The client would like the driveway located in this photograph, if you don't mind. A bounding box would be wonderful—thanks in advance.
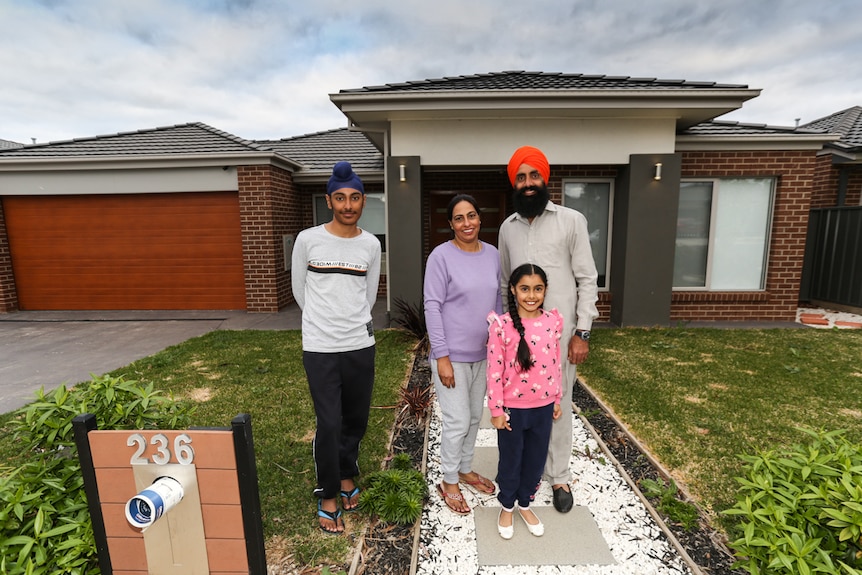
[0,314,247,414]
[0,304,394,415]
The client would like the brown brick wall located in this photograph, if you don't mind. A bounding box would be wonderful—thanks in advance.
[847,167,862,206]
[0,199,19,312]
[238,164,299,312]
[811,156,862,208]
[810,154,839,208]
[674,150,817,322]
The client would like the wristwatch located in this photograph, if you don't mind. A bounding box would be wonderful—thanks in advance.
[574,329,591,341]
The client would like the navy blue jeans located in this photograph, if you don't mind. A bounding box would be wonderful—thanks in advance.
[496,403,554,509]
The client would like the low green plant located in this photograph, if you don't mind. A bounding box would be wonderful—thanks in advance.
[1,374,195,575]
[640,477,700,531]
[358,453,427,525]
[723,427,862,575]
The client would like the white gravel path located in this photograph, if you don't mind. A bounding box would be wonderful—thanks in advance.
[416,401,694,575]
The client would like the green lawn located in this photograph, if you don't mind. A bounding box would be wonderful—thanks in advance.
[577,326,862,530]
[3,324,861,571]
[0,327,417,573]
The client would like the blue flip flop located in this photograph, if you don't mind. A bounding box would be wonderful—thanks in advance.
[317,499,343,534]
[340,486,361,511]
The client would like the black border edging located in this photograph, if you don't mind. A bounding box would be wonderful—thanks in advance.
[575,377,740,575]
[232,413,268,575]
[72,413,113,575]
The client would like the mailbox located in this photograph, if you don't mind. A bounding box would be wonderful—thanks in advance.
[73,413,266,575]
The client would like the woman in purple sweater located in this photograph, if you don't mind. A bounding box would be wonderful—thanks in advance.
[424,194,503,514]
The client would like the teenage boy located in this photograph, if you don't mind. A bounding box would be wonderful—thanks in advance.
[291,161,381,534]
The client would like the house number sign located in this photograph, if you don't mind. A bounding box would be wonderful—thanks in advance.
[127,433,195,465]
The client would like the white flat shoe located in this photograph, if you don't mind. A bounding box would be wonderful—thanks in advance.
[497,507,514,539]
[518,505,544,537]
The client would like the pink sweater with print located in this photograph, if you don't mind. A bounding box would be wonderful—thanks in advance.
[486,309,563,418]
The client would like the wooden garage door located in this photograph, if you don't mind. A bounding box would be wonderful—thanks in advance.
[4,192,246,310]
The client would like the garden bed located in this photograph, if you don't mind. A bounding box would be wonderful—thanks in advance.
[353,351,745,574]
[351,352,431,575]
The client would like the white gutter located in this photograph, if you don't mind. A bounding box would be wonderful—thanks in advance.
[0,152,302,172]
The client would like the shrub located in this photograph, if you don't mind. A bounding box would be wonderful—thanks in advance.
[639,477,700,531]
[723,427,862,575]
[1,374,195,575]
[358,453,427,525]
[392,297,428,353]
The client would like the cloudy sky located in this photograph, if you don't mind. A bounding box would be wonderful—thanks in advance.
[2,0,860,145]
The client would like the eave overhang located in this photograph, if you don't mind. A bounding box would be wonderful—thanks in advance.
[330,88,762,131]
[676,132,840,152]
[820,142,862,164]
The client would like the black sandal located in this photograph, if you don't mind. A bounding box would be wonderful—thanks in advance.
[340,486,361,511]
[317,499,344,534]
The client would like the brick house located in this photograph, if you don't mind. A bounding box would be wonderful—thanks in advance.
[0,71,851,324]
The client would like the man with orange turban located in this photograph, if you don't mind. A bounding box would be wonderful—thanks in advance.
[498,145,599,515]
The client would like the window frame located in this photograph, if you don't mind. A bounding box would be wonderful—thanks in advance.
[312,192,387,268]
[313,192,386,244]
[674,177,776,291]
[561,177,614,291]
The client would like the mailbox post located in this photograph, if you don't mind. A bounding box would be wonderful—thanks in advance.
[74,413,266,575]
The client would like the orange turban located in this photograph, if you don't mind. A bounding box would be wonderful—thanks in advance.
[507,146,550,186]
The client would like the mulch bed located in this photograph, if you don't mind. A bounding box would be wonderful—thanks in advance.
[352,352,430,575]
[354,352,745,574]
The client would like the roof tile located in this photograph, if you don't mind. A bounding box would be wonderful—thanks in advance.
[256,128,382,173]
[681,120,801,136]
[0,138,23,150]
[0,122,265,158]
[801,106,862,148]
[339,71,749,94]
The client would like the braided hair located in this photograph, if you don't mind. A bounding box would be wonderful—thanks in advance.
[506,263,548,372]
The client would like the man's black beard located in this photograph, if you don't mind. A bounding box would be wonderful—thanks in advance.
[512,183,550,219]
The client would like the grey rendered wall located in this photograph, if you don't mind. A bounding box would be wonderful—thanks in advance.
[610,154,681,326]
[386,156,423,318]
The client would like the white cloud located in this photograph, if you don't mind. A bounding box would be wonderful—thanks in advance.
[1,0,861,144]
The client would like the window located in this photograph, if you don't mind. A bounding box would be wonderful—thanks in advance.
[563,180,612,289]
[674,178,775,290]
[313,192,386,253]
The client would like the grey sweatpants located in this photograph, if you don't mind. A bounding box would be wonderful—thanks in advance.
[431,358,487,485]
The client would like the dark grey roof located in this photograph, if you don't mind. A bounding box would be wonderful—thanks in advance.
[801,106,862,149]
[0,138,23,150]
[256,128,383,173]
[339,70,749,94]
[0,122,266,158]
[681,120,803,136]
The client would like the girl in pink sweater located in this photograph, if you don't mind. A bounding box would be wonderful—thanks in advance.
[487,263,563,539]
